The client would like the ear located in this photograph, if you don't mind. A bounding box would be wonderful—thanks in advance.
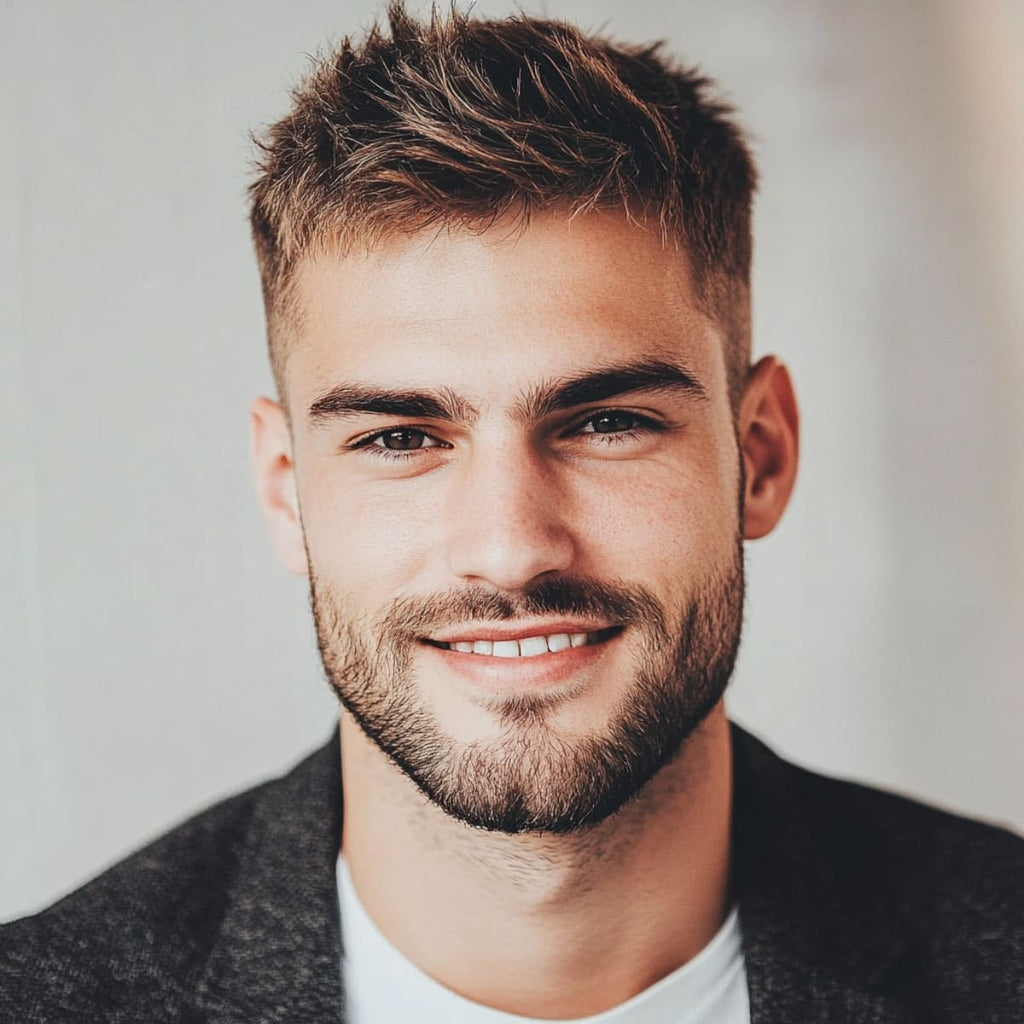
[738,356,799,540]
[249,396,309,575]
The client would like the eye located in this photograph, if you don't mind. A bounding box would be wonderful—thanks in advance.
[347,426,450,462]
[567,409,666,451]
[579,411,643,435]
[372,429,439,451]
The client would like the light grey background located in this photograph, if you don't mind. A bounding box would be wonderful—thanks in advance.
[3,0,1022,922]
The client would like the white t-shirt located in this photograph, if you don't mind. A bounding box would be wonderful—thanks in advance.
[338,858,750,1023]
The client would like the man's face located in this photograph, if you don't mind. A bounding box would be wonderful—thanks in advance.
[276,211,747,833]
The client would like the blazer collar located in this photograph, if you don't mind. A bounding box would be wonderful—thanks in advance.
[731,723,915,1023]
[191,724,916,1023]
[195,731,346,1023]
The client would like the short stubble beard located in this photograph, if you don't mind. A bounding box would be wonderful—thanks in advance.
[309,539,745,835]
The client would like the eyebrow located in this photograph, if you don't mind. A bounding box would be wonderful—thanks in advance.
[306,358,705,427]
[513,359,707,421]
[307,385,477,425]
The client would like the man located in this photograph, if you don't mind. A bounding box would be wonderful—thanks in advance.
[2,4,1021,1021]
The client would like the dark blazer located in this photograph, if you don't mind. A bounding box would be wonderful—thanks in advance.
[1,724,1021,1022]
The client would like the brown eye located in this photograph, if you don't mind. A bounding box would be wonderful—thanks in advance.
[377,429,429,450]
[585,411,637,434]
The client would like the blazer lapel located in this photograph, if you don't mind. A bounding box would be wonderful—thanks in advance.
[195,732,346,1024]
[190,722,921,1023]
[731,724,917,1024]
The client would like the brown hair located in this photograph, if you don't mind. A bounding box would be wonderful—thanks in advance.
[249,2,757,406]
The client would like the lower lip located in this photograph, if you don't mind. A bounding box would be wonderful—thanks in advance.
[420,633,622,691]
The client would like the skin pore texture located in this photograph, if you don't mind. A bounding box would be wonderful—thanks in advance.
[250,210,799,1019]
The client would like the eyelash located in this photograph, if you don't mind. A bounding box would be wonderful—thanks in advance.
[346,410,664,462]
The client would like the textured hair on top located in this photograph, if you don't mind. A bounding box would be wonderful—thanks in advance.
[249,2,758,406]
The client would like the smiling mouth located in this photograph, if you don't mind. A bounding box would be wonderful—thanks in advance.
[422,626,623,659]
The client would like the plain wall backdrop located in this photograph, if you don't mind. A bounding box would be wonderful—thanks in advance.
[2,0,1022,921]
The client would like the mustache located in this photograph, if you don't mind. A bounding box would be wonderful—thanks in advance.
[379,576,668,639]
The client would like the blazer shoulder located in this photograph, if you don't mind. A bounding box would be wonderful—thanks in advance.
[0,770,280,1021]
[734,724,1024,1014]
[784,752,1024,886]
[738,726,1024,1003]
[734,722,1024,881]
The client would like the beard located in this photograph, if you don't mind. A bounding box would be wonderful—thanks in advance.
[310,542,744,835]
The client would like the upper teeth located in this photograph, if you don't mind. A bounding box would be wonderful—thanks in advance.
[442,633,591,658]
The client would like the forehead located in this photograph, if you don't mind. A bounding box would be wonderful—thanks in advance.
[282,211,725,414]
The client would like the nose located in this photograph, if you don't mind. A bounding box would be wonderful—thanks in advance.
[444,443,576,591]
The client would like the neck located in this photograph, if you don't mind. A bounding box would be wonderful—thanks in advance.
[339,704,733,1020]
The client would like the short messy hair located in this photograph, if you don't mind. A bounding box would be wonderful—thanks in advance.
[249,2,757,407]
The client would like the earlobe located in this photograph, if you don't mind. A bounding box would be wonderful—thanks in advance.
[249,396,309,576]
[738,356,799,540]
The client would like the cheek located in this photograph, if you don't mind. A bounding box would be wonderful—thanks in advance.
[298,470,444,597]
[571,447,740,578]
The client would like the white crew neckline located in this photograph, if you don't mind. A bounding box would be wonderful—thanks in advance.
[337,856,748,1023]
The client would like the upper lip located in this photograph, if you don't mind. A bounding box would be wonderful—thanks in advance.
[424,620,620,644]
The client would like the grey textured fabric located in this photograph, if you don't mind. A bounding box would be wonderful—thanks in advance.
[1,724,1021,1023]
